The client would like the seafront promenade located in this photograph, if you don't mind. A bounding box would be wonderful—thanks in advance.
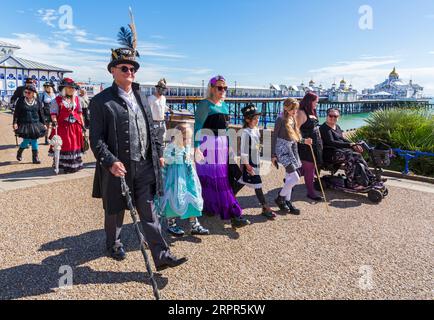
[0,111,433,300]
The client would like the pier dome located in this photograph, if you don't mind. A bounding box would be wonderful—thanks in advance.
[389,67,399,80]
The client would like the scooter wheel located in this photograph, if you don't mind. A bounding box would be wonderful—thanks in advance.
[382,188,389,197]
[368,190,383,204]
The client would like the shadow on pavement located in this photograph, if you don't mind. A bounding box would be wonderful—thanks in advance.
[0,225,168,300]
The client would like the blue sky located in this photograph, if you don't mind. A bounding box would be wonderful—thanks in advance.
[1,0,434,93]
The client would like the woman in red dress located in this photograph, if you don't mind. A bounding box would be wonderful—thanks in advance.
[49,78,84,174]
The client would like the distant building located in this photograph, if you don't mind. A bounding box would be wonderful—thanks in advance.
[0,41,72,99]
[362,67,424,100]
[327,79,358,102]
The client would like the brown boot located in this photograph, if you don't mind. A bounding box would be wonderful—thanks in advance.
[16,148,25,161]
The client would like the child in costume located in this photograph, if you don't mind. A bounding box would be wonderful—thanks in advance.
[160,123,210,237]
[272,98,313,215]
[239,104,276,219]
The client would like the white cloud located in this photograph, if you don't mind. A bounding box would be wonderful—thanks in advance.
[429,51,434,55]
[0,33,210,86]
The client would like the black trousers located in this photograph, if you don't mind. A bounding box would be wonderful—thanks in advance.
[104,159,170,266]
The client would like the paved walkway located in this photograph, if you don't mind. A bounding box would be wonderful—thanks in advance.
[0,110,433,300]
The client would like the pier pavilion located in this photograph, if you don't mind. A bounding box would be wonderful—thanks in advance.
[0,41,72,100]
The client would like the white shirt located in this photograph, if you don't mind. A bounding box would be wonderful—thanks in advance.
[118,87,139,114]
[148,94,168,121]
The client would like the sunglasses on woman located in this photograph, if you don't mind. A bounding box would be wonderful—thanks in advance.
[24,90,33,95]
[116,66,137,74]
[215,86,228,92]
[328,114,339,119]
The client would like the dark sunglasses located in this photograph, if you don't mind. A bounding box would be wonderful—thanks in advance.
[215,86,228,92]
[24,90,33,95]
[328,114,339,118]
[116,66,137,74]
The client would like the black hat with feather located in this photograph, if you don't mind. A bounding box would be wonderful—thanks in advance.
[108,8,141,72]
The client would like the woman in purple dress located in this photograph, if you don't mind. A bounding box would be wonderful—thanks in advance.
[194,75,250,229]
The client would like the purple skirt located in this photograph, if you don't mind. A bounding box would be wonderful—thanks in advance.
[196,135,242,220]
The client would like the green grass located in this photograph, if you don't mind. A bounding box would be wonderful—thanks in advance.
[349,108,434,176]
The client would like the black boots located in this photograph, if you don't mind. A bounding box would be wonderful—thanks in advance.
[32,150,41,164]
[286,201,301,215]
[16,148,25,161]
[275,193,301,215]
[16,148,41,164]
[275,195,290,212]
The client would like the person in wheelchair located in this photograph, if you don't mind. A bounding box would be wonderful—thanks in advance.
[319,108,371,190]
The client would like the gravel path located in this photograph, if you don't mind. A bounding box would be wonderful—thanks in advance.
[1,111,433,300]
[0,172,432,300]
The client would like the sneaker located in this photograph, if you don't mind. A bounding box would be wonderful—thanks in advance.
[167,225,185,237]
[231,216,251,229]
[191,224,210,236]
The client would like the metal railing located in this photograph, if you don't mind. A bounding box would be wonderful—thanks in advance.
[393,149,434,175]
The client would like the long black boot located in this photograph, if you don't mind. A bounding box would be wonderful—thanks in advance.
[275,194,290,212]
[16,148,25,161]
[32,150,41,164]
[286,201,301,215]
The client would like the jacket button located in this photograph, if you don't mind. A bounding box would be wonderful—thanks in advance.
[126,141,129,144]
[125,131,129,134]
[126,150,129,153]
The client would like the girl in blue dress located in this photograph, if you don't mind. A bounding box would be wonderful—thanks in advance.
[160,123,210,237]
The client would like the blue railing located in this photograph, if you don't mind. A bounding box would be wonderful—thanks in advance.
[393,149,434,175]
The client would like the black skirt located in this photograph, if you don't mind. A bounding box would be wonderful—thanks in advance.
[15,123,46,140]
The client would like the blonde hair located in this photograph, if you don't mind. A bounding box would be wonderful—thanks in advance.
[174,123,193,147]
[283,98,301,142]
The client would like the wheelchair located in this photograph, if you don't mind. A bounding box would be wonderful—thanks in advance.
[315,141,392,204]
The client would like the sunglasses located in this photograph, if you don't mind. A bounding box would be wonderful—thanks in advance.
[215,86,228,92]
[116,66,137,74]
[328,115,339,118]
[24,90,33,95]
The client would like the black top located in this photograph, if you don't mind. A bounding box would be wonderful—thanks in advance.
[320,123,352,150]
[202,113,230,135]
[13,97,45,125]
[298,110,323,164]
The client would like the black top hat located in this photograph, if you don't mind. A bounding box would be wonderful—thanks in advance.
[107,48,140,72]
[242,103,262,118]
[58,78,79,92]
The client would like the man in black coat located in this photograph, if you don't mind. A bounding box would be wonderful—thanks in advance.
[89,47,187,271]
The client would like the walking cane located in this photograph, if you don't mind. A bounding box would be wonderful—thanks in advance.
[308,144,330,214]
[120,177,161,300]
[15,134,18,147]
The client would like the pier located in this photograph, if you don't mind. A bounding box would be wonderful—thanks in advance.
[166,96,433,129]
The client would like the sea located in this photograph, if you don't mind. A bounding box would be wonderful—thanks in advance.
[317,98,434,131]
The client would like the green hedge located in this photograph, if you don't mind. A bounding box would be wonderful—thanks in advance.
[349,108,434,177]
